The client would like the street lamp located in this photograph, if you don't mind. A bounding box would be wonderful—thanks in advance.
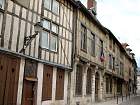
[19,22,43,53]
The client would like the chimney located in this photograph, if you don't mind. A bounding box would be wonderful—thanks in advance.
[87,0,97,15]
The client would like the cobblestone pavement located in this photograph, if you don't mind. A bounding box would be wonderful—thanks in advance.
[119,95,140,105]
[94,95,139,105]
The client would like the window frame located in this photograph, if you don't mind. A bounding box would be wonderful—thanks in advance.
[109,37,112,50]
[52,0,59,15]
[113,57,115,70]
[109,54,112,69]
[89,32,95,56]
[44,0,59,15]
[80,24,87,51]
[40,19,58,52]
[75,65,83,96]
[86,68,92,95]
[99,39,103,57]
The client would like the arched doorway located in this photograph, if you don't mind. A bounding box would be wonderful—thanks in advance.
[95,72,100,102]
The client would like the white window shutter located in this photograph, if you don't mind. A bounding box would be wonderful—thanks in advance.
[16,0,30,8]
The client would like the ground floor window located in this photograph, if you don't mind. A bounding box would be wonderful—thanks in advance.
[75,65,83,96]
[106,76,112,94]
[86,68,92,95]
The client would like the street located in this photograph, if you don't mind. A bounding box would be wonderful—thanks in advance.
[94,94,140,105]
[119,95,140,105]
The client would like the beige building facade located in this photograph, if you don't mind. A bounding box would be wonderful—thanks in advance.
[0,0,137,105]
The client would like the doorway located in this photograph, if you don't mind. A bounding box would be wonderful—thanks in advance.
[22,60,37,105]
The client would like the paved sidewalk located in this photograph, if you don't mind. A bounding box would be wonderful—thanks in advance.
[94,95,137,105]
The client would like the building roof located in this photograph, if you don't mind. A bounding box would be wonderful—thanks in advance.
[72,0,108,34]
[71,0,137,64]
[105,28,134,61]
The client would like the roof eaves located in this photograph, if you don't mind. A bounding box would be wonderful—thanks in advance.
[105,28,132,61]
[75,1,107,34]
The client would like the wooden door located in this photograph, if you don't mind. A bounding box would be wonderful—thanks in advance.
[22,80,35,105]
[22,60,37,105]
[0,53,20,105]
[42,65,53,101]
[55,69,65,100]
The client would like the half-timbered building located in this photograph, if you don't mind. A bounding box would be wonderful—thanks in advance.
[0,0,75,105]
[70,0,108,105]
[0,0,137,105]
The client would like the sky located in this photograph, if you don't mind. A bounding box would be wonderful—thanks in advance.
[80,0,140,67]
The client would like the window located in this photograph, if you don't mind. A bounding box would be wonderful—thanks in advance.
[106,77,109,93]
[55,69,65,100]
[109,37,112,50]
[50,35,57,51]
[109,54,112,69]
[44,0,51,10]
[24,60,37,78]
[99,39,103,54]
[44,0,59,15]
[41,31,49,49]
[0,0,4,9]
[106,77,112,94]
[110,79,112,93]
[113,41,115,52]
[40,20,58,52]
[86,68,92,95]
[120,51,123,59]
[99,39,104,61]
[43,19,50,30]
[113,57,115,70]
[51,23,58,34]
[52,0,59,14]
[42,65,53,100]
[120,62,124,76]
[89,33,95,56]
[81,24,87,51]
[75,65,83,95]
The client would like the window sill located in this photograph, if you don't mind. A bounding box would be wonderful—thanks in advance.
[40,47,58,53]
[85,94,92,97]
[81,48,87,53]
[75,95,82,97]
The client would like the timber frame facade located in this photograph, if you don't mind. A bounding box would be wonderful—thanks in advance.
[0,0,137,105]
[0,0,75,105]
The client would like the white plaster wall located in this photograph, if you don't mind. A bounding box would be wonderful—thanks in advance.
[37,63,44,105]
[16,58,25,105]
